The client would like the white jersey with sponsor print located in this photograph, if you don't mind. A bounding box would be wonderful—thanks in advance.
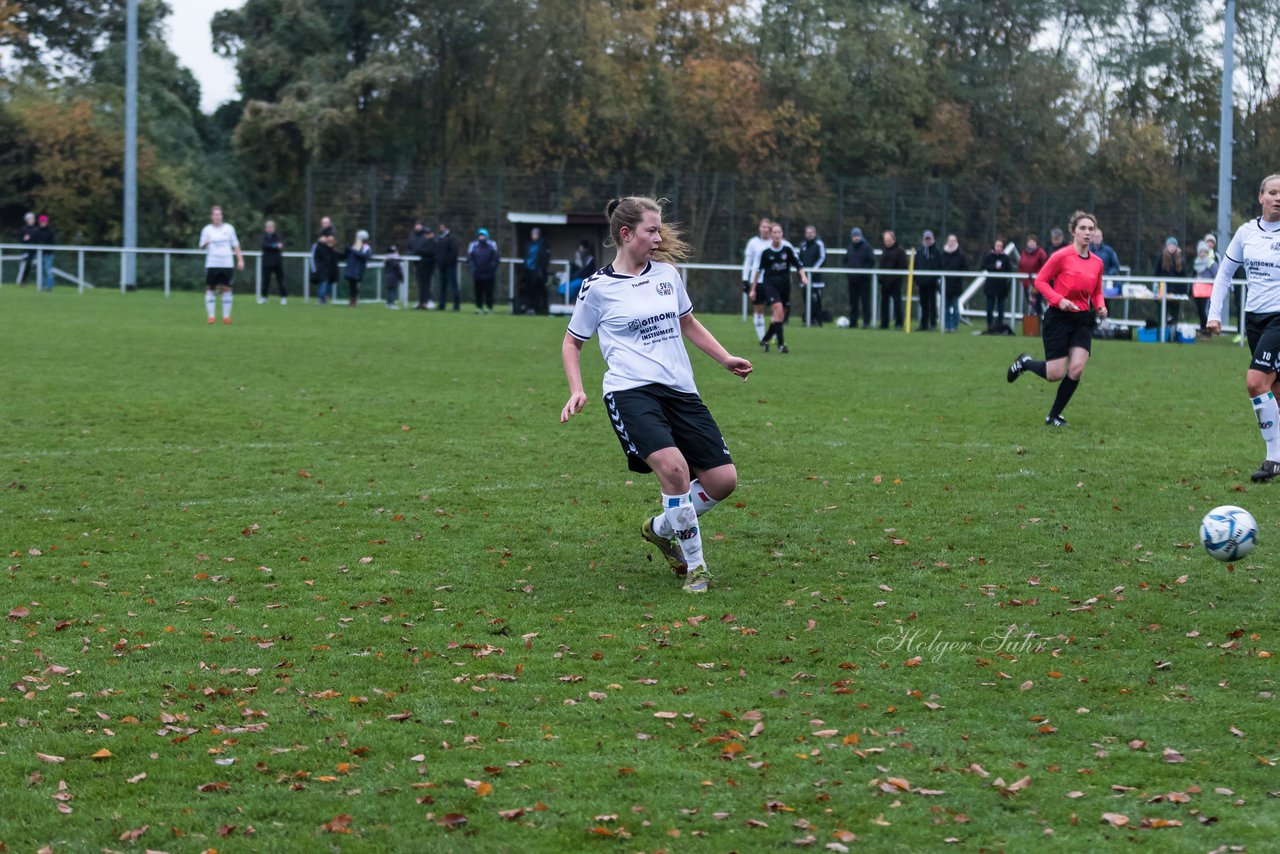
[1211,217,1280,321]
[200,223,240,268]
[741,235,771,282]
[567,261,697,395]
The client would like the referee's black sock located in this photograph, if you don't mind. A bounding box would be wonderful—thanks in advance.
[1025,359,1047,378]
[1049,376,1079,418]
[773,322,785,347]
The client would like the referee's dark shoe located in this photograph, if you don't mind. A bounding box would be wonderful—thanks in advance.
[1007,353,1031,383]
[1045,414,1068,427]
[1251,459,1280,482]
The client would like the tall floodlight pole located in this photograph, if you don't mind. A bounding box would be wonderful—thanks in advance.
[1217,0,1235,249]
[123,0,138,291]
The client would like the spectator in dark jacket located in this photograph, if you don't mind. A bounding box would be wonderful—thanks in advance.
[981,238,1015,330]
[311,230,340,305]
[520,227,551,315]
[915,230,943,331]
[467,228,500,313]
[407,221,436,309]
[845,227,876,329]
[798,225,827,326]
[435,223,461,311]
[567,239,597,302]
[383,245,404,309]
[1017,235,1048,317]
[17,211,37,285]
[878,230,908,329]
[1153,236,1186,294]
[344,230,373,306]
[259,220,286,304]
[939,234,968,332]
[34,214,56,290]
[1091,229,1121,277]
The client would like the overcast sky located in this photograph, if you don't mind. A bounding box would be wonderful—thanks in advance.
[167,0,244,114]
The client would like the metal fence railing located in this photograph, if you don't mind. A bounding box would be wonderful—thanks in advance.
[0,243,1245,343]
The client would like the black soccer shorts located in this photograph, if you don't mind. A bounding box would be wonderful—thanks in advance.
[603,384,733,475]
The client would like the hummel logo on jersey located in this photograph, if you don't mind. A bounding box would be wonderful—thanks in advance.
[656,281,673,296]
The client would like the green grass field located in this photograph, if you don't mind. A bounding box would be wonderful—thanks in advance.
[1,288,1276,853]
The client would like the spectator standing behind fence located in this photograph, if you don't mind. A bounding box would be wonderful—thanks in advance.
[311,228,340,305]
[1153,237,1185,298]
[468,227,499,314]
[743,218,773,342]
[259,220,286,305]
[384,245,403,309]
[981,238,1014,331]
[567,239,597,301]
[519,227,551,315]
[939,234,968,332]
[845,227,875,329]
[16,211,36,285]
[34,214,56,291]
[1192,237,1218,332]
[798,225,826,326]
[878,230,908,329]
[1017,235,1047,317]
[435,223,461,312]
[199,206,243,323]
[407,221,436,310]
[344,230,372,306]
[1045,227,1066,258]
[1091,228,1120,284]
[915,230,942,331]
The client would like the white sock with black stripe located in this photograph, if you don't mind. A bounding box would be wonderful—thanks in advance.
[661,492,704,569]
[654,479,720,538]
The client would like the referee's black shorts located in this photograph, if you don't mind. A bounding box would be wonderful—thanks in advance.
[1245,311,1280,374]
[1042,306,1095,360]
[603,384,733,475]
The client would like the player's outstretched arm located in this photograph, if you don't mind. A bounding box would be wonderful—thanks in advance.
[560,333,589,422]
[680,314,752,380]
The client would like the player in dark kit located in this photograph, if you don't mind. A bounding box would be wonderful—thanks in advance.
[750,223,808,353]
[1005,211,1108,426]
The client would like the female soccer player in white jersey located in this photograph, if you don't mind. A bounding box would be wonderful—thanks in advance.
[560,197,754,593]
[1207,174,1280,482]
[199,206,245,324]
[743,218,773,342]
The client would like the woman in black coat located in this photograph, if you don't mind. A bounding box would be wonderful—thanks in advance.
[939,234,968,332]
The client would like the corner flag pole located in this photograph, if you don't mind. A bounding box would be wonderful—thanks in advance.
[904,248,916,334]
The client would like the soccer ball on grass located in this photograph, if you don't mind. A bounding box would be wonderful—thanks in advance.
[834,315,851,328]
[1200,505,1258,562]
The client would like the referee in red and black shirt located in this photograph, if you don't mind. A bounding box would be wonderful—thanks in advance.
[1005,211,1108,427]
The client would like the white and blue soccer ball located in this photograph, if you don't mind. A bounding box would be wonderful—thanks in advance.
[1200,505,1258,562]
[835,315,851,328]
